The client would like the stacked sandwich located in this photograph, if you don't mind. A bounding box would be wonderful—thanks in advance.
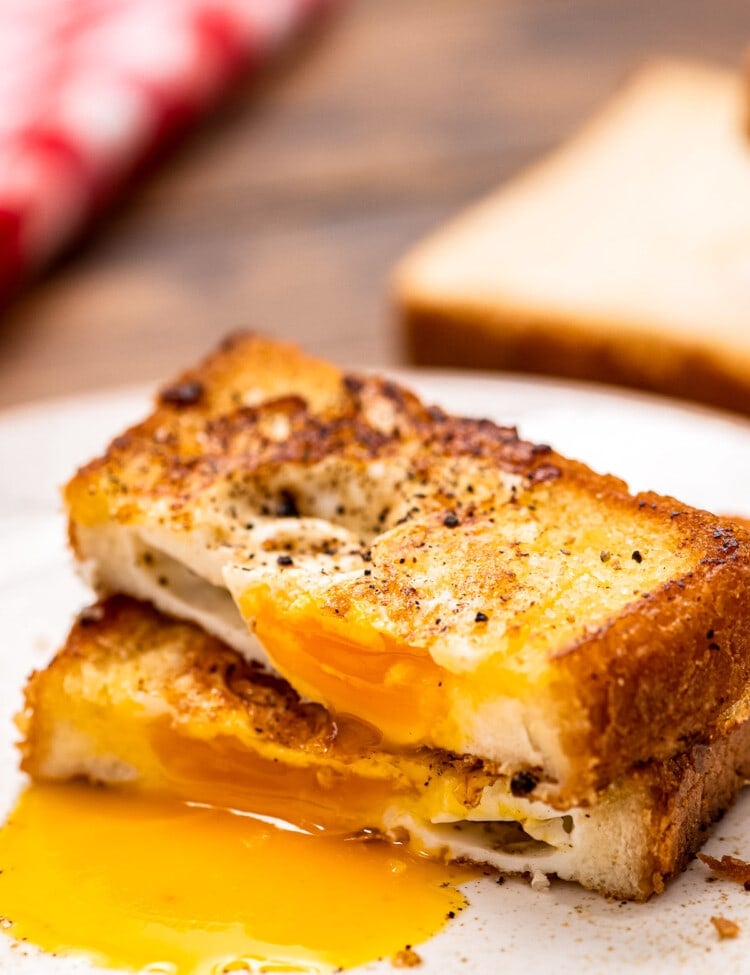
[19,334,750,900]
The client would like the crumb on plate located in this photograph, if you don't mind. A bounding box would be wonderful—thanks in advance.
[698,853,750,887]
[711,916,740,939]
[392,945,422,968]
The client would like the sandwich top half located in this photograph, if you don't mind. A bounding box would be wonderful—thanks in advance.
[64,334,750,807]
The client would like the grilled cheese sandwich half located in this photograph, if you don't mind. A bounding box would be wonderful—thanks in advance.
[65,334,750,807]
[20,598,750,902]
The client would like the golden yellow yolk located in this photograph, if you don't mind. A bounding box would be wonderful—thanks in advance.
[239,592,449,748]
[238,594,536,750]
[0,783,470,975]
[148,726,417,835]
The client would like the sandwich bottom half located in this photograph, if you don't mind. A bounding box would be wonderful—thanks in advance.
[18,596,750,902]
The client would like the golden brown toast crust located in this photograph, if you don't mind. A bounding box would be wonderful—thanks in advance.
[52,597,340,754]
[64,333,750,802]
[69,332,559,517]
[632,719,750,896]
[19,597,750,901]
[22,596,400,762]
[559,529,750,782]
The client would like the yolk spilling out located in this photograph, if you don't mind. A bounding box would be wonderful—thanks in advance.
[0,783,470,975]
[240,595,448,748]
[148,725,413,837]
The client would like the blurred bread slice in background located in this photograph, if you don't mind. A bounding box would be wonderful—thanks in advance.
[395,60,750,415]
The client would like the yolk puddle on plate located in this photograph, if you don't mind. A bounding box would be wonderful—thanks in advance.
[0,783,472,974]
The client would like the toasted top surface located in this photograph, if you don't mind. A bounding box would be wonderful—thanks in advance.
[394,61,750,355]
[68,332,709,669]
[65,334,750,795]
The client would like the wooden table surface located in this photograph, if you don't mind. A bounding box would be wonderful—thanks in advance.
[1,0,748,409]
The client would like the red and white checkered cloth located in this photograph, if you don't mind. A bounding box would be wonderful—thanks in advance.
[0,0,334,304]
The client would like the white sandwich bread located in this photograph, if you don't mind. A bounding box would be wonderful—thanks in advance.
[395,60,750,414]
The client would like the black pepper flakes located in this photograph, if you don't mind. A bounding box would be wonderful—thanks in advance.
[277,555,294,567]
[159,380,204,407]
[632,550,643,563]
[474,612,489,623]
[510,770,538,797]
[528,463,561,484]
[275,490,299,518]
[78,605,106,627]
[443,512,460,528]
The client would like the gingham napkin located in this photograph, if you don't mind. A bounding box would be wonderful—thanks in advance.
[0,0,333,304]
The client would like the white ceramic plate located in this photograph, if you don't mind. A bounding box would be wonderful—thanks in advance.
[2,372,750,974]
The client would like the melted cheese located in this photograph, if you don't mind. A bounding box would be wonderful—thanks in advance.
[0,784,470,975]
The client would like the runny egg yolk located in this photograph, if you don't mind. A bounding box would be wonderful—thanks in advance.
[238,591,449,748]
[0,783,471,975]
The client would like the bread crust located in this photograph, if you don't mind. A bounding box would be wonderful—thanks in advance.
[630,718,750,897]
[555,519,750,794]
[402,304,750,416]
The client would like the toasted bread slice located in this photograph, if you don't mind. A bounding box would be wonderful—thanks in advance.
[19,597,750,901]
[65,334,750,805]
[395,61,750,414]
